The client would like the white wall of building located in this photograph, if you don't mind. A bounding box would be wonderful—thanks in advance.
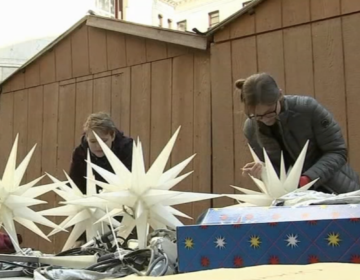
[125,0,154,25]
[124,0,174,27]
[174,0,248,32]
[152,0,175,28]
[0,37,54,82]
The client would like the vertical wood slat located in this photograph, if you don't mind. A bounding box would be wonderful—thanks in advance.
[110,73,123,129]
[11,73,25,92]
[41,82,59,253]
[93,76,112,113]
[171,54,194,222]
[193,52,212,219]
[0,93,14,175]
[26,86,44,253]
[88,26,108,74]
[342,14,360,169]
[55,83,76,252]
[283,25,314,96]
[146,40,168,62]
[150,59,172,167]
[74,80,93,145]
[126,36,147,66]
[341,0,360,14]
[282,0,311,27]
[257,30,286,92]
[210,42,234,208]
[130,64,151,168]
[231,37,258,193]
[312,18,347,144]
[310,0,340,21]
[255,0,282,33]
[106,31,127,70]
[25,62,40,88]
[55,37,72,81]
[12,90,28,247]
[113,68,131,134]
[71,24,90,78]
[229,13,255,40]
[39,49,56,84]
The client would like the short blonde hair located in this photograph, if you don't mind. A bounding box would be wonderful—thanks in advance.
[83,112,116,135]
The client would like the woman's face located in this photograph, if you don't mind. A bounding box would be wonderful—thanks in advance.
[251,101,281,126]
[86,129,115,157]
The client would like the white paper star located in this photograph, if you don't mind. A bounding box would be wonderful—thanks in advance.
[285,234,300,248]
[226,140,319,206]
[39,150,121,251]
[0,134,66,250]
[215,236,226,249]
[62,127,222,249]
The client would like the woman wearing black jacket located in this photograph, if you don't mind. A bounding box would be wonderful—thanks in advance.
[238,73,360,194]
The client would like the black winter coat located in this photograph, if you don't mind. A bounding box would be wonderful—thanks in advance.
[69,129,133,194]
[244,95,360,194]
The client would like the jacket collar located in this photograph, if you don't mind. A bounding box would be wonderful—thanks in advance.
[278,95,301,126]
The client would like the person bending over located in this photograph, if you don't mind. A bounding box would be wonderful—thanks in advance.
[237,72,360,194]
[69,112,133,194]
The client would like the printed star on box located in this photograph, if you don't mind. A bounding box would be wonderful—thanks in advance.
[226,141,319,206]
[249,235,261,248]
[184,237,194,249]
[39,150,120,251]
[285,234,300,248]
[327,232,341,247]
[215,236,226,249]
[0,135,65,250]
[62,127,222,249]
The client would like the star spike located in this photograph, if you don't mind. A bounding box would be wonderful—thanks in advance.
[39,150,120,251]
[63,127,222,249]
[0,135,67,250]
[227,140,318,206]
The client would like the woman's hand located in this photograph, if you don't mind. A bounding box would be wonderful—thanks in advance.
[242,162,263,179]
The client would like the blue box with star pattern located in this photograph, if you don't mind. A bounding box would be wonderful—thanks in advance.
[176,204,360,272]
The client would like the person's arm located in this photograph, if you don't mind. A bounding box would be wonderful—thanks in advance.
[69,148,87,194]
[243,119,265,162]
[302,98,347,187]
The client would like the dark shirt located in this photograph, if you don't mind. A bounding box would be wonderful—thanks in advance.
[69,129,133,194]
[269,122,294,171]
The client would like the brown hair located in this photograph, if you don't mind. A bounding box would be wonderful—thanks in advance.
[83,112,116,135]
[235,73,281,115]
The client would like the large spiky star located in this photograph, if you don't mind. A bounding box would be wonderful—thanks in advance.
[227,140,319,206]
[39,151,121,251]
[0,135,65,250]
[64,127,221,249]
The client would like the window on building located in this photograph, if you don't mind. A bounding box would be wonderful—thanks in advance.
[168,19,172,29]
[95,0,116,18]
[209,11,219,27]
[158,14,163,27]
[177,20,187,31]
[115,0,123,19]
[243,0,252,6]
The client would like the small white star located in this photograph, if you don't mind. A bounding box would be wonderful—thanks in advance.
[215,236,226,249]
[285,234,300,248]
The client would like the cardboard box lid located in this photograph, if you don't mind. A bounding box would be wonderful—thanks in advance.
[200,204,360,225]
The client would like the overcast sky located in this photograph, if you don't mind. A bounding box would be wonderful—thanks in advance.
[0,0,91,48]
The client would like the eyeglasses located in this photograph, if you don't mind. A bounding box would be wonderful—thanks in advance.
[248,102,278,120]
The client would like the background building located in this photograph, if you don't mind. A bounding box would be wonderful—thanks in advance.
[0,0,251,82]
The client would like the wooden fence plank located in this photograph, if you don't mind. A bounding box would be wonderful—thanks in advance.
[211,42,234,208]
